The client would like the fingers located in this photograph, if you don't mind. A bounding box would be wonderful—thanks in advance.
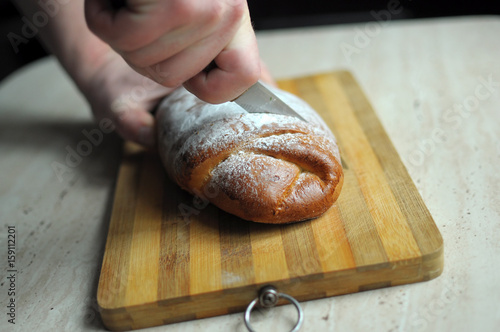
[111,106,156,146]
[183,8,261,103]
[85,0,229,52]
[259,59,276,87]
[107,80,175,147]
[127,2,246,89]
[85,0,180,51]
[85,0,262,104]
[86,56,173,147]
[144,20,248,90]
[119,24,213,68]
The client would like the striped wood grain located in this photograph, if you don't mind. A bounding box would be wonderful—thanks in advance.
[97,71,443,330]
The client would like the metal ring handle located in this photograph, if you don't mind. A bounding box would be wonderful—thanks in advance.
[244,291,304,332]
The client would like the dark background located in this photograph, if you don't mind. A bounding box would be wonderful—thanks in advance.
[1,0,499,82]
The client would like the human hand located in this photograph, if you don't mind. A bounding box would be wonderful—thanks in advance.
[85,0,261,103]
[82,45,174,147]
[82,46,274,147]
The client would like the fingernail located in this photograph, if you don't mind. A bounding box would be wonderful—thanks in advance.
[138,126,155,147]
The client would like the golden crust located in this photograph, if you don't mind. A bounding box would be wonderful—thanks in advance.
[156,86,343,224]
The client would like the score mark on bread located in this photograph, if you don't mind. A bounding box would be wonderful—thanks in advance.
[157,87,343,224]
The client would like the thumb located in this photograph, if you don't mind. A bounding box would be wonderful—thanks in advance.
[183,8,260,103]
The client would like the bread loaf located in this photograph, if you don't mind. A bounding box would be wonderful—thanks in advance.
[156,85,343,224]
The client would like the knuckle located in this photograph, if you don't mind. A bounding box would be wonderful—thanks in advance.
[218,2,245,30]
[169,0,198,23]
[204,4,223,27]
[227,0,246,20]
[226,0,246,10]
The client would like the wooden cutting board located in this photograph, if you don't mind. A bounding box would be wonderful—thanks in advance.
[97,71,443,331]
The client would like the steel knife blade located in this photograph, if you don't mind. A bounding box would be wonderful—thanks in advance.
[233,81,308,122]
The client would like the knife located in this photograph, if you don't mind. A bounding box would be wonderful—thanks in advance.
[107,2,305,122]
[232,81,308,122]
[203,61,307,122]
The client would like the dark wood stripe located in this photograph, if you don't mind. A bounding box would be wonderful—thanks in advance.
[359,281,392,292]
[336,71,443,258]
[218,213,255,288]
[101,307,133,331]
[158,177,191,301]
[99,73,444,330]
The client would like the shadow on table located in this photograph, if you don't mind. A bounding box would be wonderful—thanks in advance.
[0,118,123,184]
[0,118,123,330]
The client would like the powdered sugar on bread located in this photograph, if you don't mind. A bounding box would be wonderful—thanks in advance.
[156,86,343,223]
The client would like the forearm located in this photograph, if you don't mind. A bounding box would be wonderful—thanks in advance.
[12,0,111,94]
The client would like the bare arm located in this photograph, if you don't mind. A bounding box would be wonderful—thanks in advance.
[13,0,111,94]
[12,0,267,146]
[12,0,174,146]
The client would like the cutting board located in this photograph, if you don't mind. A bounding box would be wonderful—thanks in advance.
[97,71,443,331]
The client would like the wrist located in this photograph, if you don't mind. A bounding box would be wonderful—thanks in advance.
[61,34,115,97]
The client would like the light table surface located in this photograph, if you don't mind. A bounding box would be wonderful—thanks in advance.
[0,15,499,332]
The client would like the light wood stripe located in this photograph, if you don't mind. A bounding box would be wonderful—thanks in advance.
[311,207,357,272]
[250,223,289,283]
[158,179,191,301]
[336,72,443,258]
[277,79,300,95]
[124,152,164,307]
[336,167,389,268]
[189,204,222,294]
[313,74,422,262]
[219,214,255,288]
[294,77,389,268]
[281,77,357,273]
[99,72,444,330]
[97,143,142,309]
[281,221,322,278]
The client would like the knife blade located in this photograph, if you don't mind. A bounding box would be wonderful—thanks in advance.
[233,81,308,122]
